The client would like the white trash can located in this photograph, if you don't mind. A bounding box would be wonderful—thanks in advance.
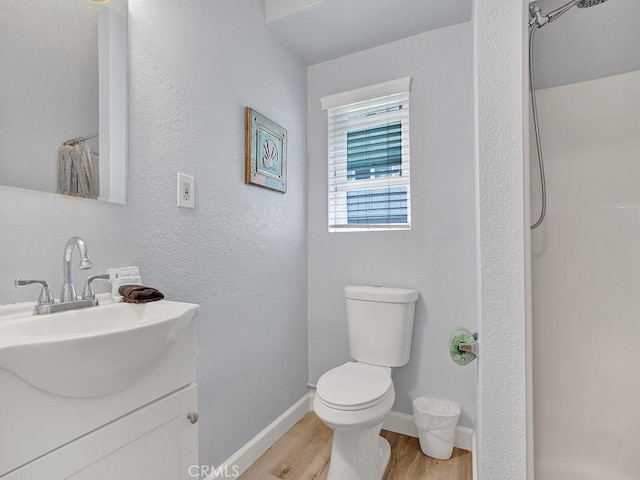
[412,396,461,460]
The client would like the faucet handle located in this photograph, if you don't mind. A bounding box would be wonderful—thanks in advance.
[81,274,110,300]
[15,279,55,305]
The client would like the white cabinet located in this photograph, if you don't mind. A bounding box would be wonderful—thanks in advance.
[1,321,198,475]
[4,384,198,480]
[1,468,29,480]
[0,301,200,479]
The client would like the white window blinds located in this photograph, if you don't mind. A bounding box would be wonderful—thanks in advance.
[322,77,411,232]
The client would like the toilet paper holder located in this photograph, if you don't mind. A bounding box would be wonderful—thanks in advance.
[458,332,479,357]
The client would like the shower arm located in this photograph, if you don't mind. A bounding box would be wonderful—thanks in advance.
[530,0,579,28]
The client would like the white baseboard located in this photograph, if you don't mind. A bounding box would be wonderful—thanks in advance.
[207,393,310,479]
[209,391,474,479]
[382,410,474,452]
[280,392,474,452]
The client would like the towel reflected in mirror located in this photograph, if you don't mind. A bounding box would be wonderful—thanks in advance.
[57,142,98,199]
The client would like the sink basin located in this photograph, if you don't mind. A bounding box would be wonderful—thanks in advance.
[0,297,199,398]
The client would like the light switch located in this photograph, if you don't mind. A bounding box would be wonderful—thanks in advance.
[177,173,195,208]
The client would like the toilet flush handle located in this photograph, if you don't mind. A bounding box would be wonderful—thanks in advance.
[458,332,479,357]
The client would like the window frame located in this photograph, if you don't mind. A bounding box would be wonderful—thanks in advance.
[322,78,412,232]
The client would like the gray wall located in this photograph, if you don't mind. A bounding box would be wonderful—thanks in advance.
[0,187,130,304]
[128,0,308,466]
[307,23,477,426]
[1,0,308,469]
[0,0,479,469]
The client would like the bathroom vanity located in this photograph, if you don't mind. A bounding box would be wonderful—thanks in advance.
[0,298,200,480]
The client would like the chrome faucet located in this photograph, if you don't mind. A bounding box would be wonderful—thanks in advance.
[60,236,94,302]
[15,236,108,314]
[14,279,55,306]
[81,273,110,301]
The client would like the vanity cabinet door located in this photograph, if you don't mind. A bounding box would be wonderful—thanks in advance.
[1,466,30,479]
[27,384,198,480]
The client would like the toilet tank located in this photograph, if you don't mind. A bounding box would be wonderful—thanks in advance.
[345,285,419,367]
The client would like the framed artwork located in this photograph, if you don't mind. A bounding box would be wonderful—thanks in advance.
[245,107,287,193]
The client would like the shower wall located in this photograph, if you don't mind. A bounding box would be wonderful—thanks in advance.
[531,70,640,480]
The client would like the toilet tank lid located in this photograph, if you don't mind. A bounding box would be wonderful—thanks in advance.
[344,285,418,303]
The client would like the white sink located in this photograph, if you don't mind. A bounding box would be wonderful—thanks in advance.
[0,297,199,398]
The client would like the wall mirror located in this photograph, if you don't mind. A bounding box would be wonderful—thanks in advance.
[0,0,128,204]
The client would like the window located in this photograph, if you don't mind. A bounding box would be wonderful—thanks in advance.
[321,77,411,232]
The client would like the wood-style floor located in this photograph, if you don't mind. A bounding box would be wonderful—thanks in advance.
[239,412,472,480]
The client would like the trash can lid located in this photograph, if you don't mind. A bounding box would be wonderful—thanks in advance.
[413,396,461,417]
[345,285,419,303]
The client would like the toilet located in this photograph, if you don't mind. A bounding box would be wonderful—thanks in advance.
[313,285,419,480]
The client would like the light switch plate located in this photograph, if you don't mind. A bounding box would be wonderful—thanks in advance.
[177,173,195,208]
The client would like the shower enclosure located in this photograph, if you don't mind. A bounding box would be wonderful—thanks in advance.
[529,1,640,478]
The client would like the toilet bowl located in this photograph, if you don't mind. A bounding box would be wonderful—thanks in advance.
[314,362,396,480]
[314,286,418,480]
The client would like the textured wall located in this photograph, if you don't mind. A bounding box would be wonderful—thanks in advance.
[0,187,130,304]
[128,0,308,466]
[473,0,529,478]
[531,70,640,479]
[307,24,477,427]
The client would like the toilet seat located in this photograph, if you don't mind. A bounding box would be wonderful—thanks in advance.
[316,362,392,411]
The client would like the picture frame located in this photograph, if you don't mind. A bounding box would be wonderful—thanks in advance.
[245,107,287,193]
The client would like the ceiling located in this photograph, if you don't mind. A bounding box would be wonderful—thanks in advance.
[265,0,473,66]
[532,0,640,89]
[5,0,634,89]
[267,0,639,86]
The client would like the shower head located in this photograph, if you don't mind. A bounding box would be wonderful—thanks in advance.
[530,0,610,28]
[577,0,608,7]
